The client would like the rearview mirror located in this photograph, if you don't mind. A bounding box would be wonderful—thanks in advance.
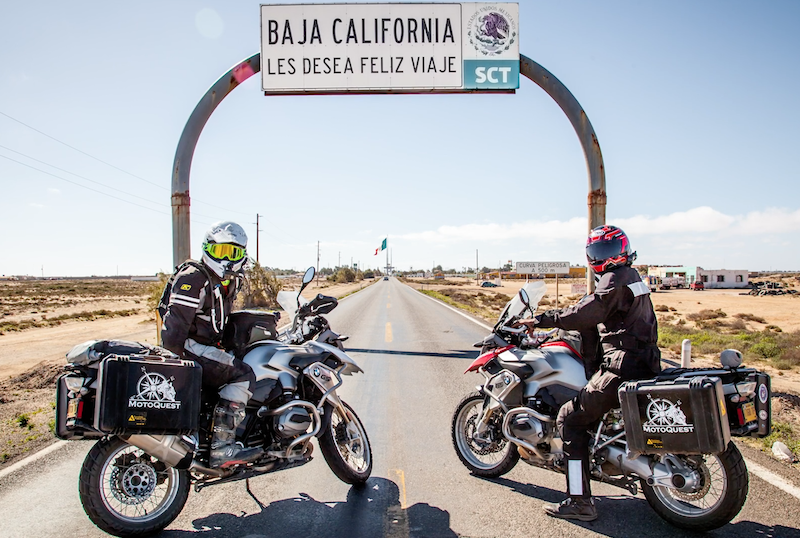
[518,288,530,306]
[302,267,315,285]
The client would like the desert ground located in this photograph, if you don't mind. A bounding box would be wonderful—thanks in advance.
[1,273,798,470]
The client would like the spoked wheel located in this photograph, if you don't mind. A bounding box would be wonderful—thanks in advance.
[79,437,190,537]
[452,392,519,477]
[319,400,372,485]
[641,442,749,532]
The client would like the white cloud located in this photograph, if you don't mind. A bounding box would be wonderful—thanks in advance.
[398,206,800,245]
[29,203,44,209]
[47,188,60,195]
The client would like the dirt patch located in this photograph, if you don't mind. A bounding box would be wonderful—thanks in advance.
[0,276,376,469]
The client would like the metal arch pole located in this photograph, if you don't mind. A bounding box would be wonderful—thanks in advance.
[171,53,261,267]
[520,55,607,292]
[171,52,606,290]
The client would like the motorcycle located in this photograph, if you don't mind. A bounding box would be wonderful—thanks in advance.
[56,266,372,537]
[451,282,772,532]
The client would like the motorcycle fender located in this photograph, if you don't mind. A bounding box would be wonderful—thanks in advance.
[315,392,345,438]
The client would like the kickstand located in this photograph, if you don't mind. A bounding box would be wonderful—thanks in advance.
[245,478,267,511]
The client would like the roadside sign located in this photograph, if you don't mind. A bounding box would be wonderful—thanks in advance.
[516,261,570,275]
[260,3,519,94]
[571,283,587,295]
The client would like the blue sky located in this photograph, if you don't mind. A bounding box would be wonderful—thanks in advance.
[1,1,798,277]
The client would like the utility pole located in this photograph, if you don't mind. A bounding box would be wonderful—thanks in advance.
[476,249,479,286]
[254,214,262,264]
[316,241,320,286]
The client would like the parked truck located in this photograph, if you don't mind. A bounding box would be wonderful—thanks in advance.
[660,276,686,290]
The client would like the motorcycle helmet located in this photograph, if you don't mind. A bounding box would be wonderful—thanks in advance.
[201,221,248,278]
[585,225,636,274]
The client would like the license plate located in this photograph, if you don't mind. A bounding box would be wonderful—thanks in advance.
[67,398,79,419]
[742,401,756,423]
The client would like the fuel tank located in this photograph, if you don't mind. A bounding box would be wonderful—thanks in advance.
[498,342,587,399]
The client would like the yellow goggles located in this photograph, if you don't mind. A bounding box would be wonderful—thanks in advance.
[203,243,246,261]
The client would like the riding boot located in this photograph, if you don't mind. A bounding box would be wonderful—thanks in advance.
[209,399,263,468]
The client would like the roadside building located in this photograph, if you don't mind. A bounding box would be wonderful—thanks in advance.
[696,268,749,289]
[647,266,697,283]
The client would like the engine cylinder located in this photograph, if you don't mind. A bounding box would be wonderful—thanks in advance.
[274,406,313,438]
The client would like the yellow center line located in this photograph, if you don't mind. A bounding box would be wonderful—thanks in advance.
[390,468,408,509]
[385,322,393,342]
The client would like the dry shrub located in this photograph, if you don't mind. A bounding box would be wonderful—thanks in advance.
[767,325,783,332]
[655,304,670,312]
[669,307,677,312]
[735,313,767,324]
[660,314,676,322]
[728,318,747,331]
[539,298,551,306]
[779,348,800,368]
[686,309,727,321]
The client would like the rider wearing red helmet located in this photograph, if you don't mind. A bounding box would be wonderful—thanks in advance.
[517,225,660,521]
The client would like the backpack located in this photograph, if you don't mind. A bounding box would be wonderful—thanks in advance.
[156,260,214,320]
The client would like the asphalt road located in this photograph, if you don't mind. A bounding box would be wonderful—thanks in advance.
[2,278,800,537]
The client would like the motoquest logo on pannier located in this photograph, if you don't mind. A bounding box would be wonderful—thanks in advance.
[641,395,695,434]
[127,366,182,410]
[619,375,731,455]
[95,355,201,435]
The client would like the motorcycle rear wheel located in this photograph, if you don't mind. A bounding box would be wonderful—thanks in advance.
[79,436,190,537]
[452,392,519,477]
[319,400,372,485]
[640,441,748,532]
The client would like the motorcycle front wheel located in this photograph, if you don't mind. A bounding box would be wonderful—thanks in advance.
[452,392,519,477]
[319,400,372,485]
[79,436,190,537]
[641,441,748,532]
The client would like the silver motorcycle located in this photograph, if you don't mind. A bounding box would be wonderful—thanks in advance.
[57,266,371,537]
[452,282,771,531]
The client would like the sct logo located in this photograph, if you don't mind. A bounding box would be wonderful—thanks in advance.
[475,66,513,84]
[463,60,519,90]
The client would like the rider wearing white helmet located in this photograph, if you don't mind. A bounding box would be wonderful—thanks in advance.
[160,221,262,467]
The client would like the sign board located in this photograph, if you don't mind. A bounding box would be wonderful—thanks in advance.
[516,261,570,275]
[571,283,587,295]
[260,3,519,94]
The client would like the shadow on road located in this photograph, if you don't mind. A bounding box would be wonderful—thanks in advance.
[481,475,800,538]
[160,477,457,538]
[347,348,476,360]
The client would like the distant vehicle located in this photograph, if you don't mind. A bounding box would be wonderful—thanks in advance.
[660,276,686,290]
[481,281,498,288]
[383,276,389,281]
[691,280,705,291]
[641,275,659,292]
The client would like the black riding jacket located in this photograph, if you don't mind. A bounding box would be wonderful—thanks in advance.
[160,262,241,357]
[536,264,660,377]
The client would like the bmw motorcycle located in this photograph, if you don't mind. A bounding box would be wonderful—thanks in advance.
[56,267,372,537]
[451,282,772,531]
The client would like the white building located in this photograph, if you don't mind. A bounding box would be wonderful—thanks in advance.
[696,267,749,289]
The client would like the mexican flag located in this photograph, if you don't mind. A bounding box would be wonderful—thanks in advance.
[374,238,387,255]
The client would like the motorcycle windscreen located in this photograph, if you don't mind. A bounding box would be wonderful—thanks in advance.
[498,281,547,324]
[277,290,309,320]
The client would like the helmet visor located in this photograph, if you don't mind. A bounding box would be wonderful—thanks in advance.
[204,243,246,262]
[586,238,624,265]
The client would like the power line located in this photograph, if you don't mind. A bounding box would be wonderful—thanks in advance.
[0,110,165,190]
[0,153,214,226]
[0,109,293,240]
[0,109,255,219]
[0,144,224,222]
